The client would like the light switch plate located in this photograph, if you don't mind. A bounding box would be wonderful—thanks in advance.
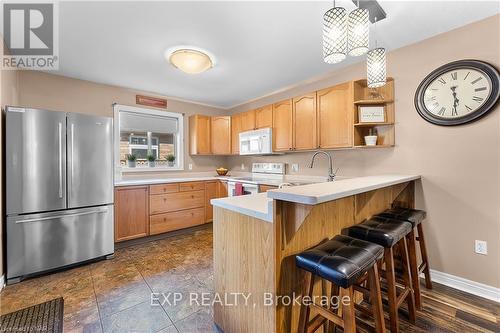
[241,163,245,170]
[475,240,487,255]
[188,163,193,170]
[291,164,299,172]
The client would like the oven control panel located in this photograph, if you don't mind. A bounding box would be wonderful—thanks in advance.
[251,162,285,174]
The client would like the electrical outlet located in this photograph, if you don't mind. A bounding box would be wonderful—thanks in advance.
[241,163,245,170]
[291,164,299,172]
[188,163,193,170]
[475,240,487,255]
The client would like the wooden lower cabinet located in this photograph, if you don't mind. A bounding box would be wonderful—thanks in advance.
[150,190,205,215]
[205,181,217,222]
[259,184,277,192]
[114,185,149,242]
[115,180,231,242]
[217,180,228,198]
[150,207,205,235]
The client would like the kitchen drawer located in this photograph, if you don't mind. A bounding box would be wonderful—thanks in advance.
[150,207,205,235]
[150,183,179,195]
[179,181,205,192]
[150,190,205,214]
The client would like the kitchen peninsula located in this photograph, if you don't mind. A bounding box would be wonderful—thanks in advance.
[211,175,421,333]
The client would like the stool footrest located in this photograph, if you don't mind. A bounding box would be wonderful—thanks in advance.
[306,314,327,333]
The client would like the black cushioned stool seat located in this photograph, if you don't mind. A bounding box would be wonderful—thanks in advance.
[376,207,426,228]
[296,235,384,288]
[296,235,387,333]
[342,217,412,248]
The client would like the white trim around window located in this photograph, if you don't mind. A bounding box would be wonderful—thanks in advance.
[113,104,184,173]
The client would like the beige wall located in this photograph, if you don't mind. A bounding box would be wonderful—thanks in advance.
[17,71,227,177]
[228,15,500,288]
[1,38,20,282]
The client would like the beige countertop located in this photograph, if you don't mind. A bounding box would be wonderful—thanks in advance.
[211,175,421,222]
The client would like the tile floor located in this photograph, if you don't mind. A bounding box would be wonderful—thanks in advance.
[1,225,499,333]
[0,226,216,333]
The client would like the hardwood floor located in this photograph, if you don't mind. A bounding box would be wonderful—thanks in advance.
[0,225,498,333]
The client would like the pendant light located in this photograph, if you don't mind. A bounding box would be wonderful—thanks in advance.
[348,1,369,56]
[323,0,347,64]
[367,17,387,88]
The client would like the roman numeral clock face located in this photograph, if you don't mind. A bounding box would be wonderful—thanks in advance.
[415,60,500,126]
[423,69,491,119]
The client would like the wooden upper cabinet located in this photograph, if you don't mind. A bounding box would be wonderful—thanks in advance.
[240,110,256,131]
[255,105,273,129]
[292,93,317,150]
[211,116,231,155]
[273,99,293,151]
[231,113,242,154]
[114,186,149,242]
[189,115,211,155]
[317,82,353,149]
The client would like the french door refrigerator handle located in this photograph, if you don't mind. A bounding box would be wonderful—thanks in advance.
[15,207,109,224]
[70,122,75,188]
[58,122,63,198]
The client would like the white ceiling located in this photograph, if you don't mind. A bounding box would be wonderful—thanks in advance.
[55,1,500,108]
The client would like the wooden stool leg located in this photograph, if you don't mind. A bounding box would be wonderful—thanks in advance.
[399,237,417,324]
[368,263,386,333]
[328,283,340,333]
[298,271,314,333]
[340,286,356,333]
[407,230,422,310]
[384,247,399,333]
[417,223,433,289]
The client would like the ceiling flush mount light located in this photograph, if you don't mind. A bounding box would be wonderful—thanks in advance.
[348,5,369,56]
[166,47,215,74]
[323,1,347,64]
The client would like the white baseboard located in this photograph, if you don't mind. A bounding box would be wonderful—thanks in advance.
[0,274,4,291]
[427,269,500,303]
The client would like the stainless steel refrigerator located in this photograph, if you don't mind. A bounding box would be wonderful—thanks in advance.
[5,107,114,284]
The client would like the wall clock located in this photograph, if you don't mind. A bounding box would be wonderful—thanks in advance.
[414,60,500,126]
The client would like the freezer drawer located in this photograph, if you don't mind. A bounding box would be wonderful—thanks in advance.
[7,205,114,281]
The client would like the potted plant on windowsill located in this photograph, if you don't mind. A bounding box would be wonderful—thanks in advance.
[166,154,176,167]
[126,154,137,168]
[147,153,156,167]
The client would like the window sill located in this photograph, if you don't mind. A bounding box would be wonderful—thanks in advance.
[119,166,184,173]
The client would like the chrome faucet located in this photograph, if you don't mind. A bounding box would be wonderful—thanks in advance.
[308,150,336,182]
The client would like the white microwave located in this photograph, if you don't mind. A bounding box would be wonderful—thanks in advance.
[239,128,273,155]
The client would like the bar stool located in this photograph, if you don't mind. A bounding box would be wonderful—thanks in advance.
[296,235,386,333]
[375,207,432,310]
[343,218,416,333]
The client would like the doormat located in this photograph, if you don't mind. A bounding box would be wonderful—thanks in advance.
[0,297,63,333]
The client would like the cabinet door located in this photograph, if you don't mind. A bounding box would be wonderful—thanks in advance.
[205,181,217,222]
[317,82,353,148]
[240,110,256,131]
[211,116,231,155]
[259,184,277,192]
[189,115,211,155]
[272,100,293,151]
[114,186,149,242]
[216,180,228,198]
[293,93,317,150]
[231,114,242,155]
[255,105,273,129]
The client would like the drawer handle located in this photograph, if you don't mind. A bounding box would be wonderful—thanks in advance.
[191,213,194,216]
[163,218,166,222]
[191,195,194,199]
[163,198,167,202]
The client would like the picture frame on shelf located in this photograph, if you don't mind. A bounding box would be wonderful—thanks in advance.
[358,105,386,123]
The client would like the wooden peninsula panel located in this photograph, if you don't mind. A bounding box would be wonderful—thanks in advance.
[213,181,416,333]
